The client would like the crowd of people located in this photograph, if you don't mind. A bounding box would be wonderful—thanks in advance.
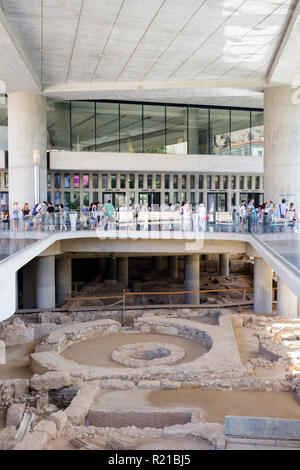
[239,198,299,232]
[0,197,298,233]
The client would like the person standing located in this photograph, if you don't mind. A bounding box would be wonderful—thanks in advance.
[239,200,247,232]
[22,203,31,231]
[104,199,115,231]
[286,203,299,231]
[46,202,55,231]
[11,202,20,231]
[246,198,256,233]
[58,204,68,231]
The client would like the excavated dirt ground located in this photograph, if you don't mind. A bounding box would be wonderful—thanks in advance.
[61,332,208,368]
[93,388,300,425]
[0,341,39,379]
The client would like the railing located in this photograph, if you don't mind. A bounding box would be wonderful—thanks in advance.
[65,286,258,316]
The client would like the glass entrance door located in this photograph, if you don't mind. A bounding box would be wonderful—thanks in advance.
[138,192,161,209]
[103,192,126,208]
[208,193,227,212]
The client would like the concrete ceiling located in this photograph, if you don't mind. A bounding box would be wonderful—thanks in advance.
[0,0,299,107]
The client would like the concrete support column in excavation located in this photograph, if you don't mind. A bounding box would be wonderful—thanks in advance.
[264,86,300,211]
[168,256,178,278]
[117,257,128,288]
[254,258,273,314]
[185,254,200,304]
[277,278,298,318]
[23,259,37,309]
[36,256,55,309]
[108,257,117,280]
[153,256,163,271]
[8,93,47,210]
[56,255,72,306]
[219,254,230,277]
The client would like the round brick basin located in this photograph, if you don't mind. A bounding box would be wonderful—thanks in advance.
[111,342,186,368]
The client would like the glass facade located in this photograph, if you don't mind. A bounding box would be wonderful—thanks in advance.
[47,100,264,156]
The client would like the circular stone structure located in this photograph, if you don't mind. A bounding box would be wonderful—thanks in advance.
[111,342,186,368]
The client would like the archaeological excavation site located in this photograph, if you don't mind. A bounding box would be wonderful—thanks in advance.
[1,254,300,451]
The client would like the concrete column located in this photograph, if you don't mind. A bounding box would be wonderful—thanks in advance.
[8,93,47,210]
[168,256,178,278]
[277,278,298,318]
[107,256,117,280]
[264,86,300,210]
[36,256,55,309]
[117,257,128,288]
[152,256,163,271]
[23,259,37,309]
[219,254,230,277]
[184,254,200,304]
[253,257,273,314]
[55,255,72,306]
[98,258,106,281]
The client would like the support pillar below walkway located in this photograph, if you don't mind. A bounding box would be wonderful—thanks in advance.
[36,255,55,309]
[219,253,230,277]
[254,257,273,314]
[56,255,72,306]
[277,278,297,318]
[185,254,200,304]
[152,256,164,271]
[107,257,117,280]
[117,257,128,288]
[168,256,178,279]
[23,259,37,309]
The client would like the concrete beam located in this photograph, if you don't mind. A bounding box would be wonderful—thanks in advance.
[0,9,41,93]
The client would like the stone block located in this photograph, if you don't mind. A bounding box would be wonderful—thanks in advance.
[6,403,26,428]
[225,416,300,441]
[0,426,16,450]
[107,437,136,450]
[137,380,161,390]
[0,340,5,364]
[99,379,136,390]
[30,372,75,391]
[33,420,57,439]
[48,411,68,432]
[155,326,178,336]
[160,380,181,390]
[13,431,49,450]
[65,382,100,426]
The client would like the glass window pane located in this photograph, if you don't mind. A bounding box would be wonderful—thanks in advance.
[215,176,220,189]
[120,174,126,189]
[199,192,203,204]
[111,174,116,189]
[47,173,52,188]
[138,174,144,189]
[83,175,89,188]
[223,176,228,189]
[93,191,98,203]
[182,175,186,189]
[54,191,61,205]
[231,109,251,156]
[73,174,80,187]
[207,175,212,189]
[231,176,236,189]
[96,102,119,152]
[165,175,170,189]
[164,192,169,204]
[198,175,203,189]
[73,191,80,208]
[83,192,89,206]
[47,100,70,151]
[120,103,142,153]
[173,192,178,203]
[181,192,186,203]
[210,109,230,155]
[143,105,165,153]
[64,192,70,207]
[102,174,108,188]
[129,174,135,189]
[54,173,61,188]
[247,176,252,189]
[47,191,51,203]
[129,192,135,205]
[251,110,264,156]
[190,192,195,205]
[173,175,178,189]
[147,175,152,189]
[239,176,244,189]
[64,173,70,188]
[188,108,209,154]
[190,175,195,189]
[156,175,161,189]
[92,174,98,189]
[71,101,95,151]
[231,192,236,206]
[255,176,260,189]
[166,106,187,154]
